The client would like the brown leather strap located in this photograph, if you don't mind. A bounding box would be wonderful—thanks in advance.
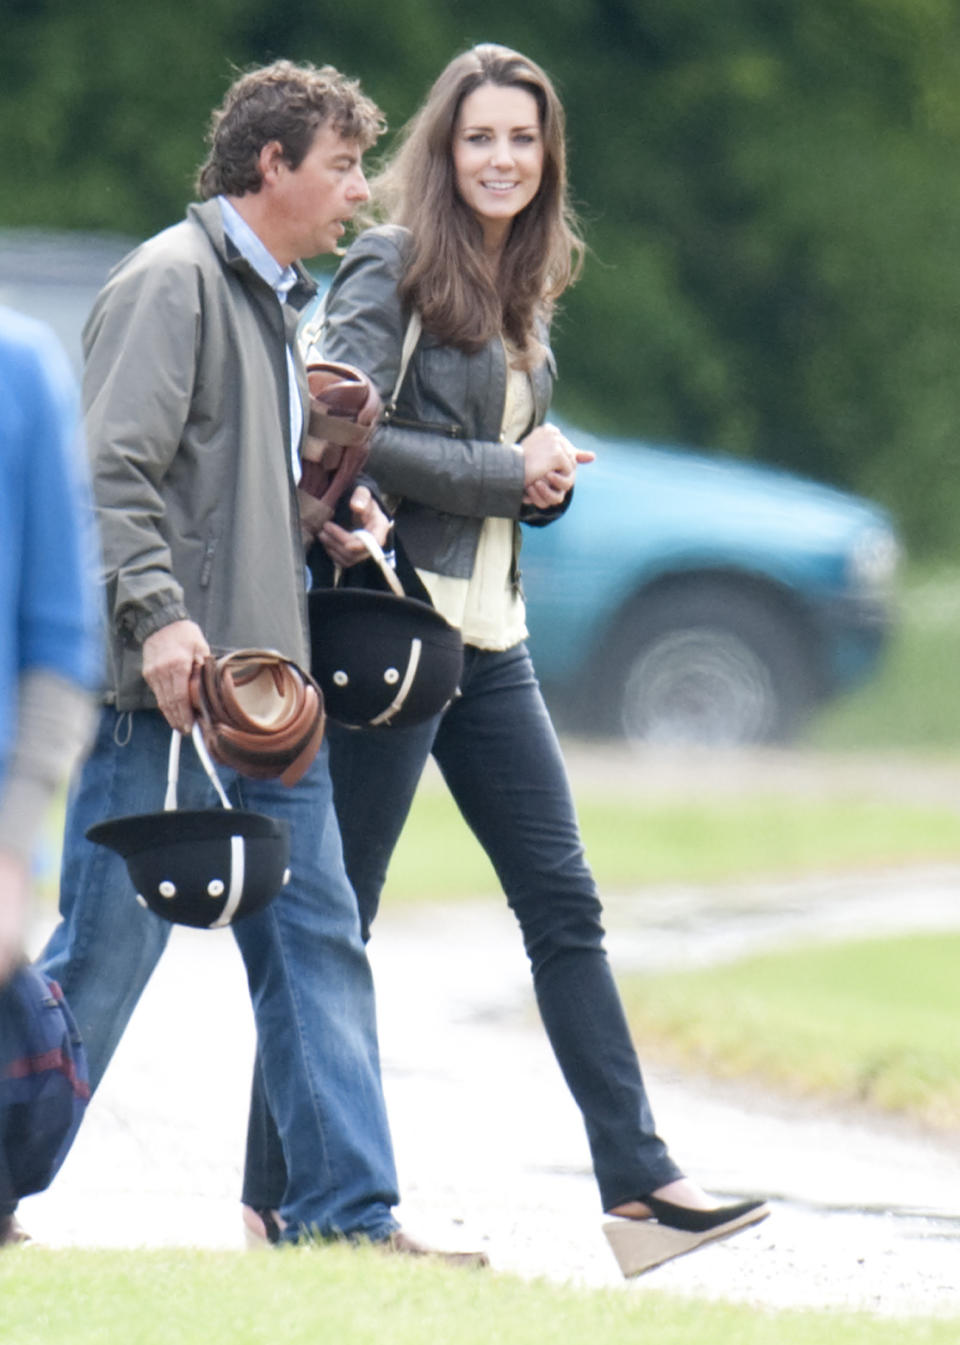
[299,361,382,544]
[306,405,371,448]
[189,650,325,787]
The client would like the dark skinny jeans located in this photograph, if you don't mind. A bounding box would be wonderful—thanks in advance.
[244,643,682,1212]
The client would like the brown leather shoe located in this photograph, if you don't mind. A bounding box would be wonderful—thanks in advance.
[243,1206,489,1268]
[0,1215,31,1248]
[381,1229,490,1269]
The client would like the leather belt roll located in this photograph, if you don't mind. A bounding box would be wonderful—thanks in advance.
[189,649,325,787]
[298,360,382,544]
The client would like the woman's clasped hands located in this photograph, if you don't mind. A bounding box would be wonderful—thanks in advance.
[521,421,595,510]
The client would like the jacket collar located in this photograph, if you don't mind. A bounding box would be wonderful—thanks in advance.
[187,199,318,312]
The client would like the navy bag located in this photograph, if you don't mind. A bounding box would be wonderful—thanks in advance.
[0,964,90,1212]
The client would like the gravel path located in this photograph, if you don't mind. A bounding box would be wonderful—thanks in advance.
[558,740,960,808]
[21,855,960,1319]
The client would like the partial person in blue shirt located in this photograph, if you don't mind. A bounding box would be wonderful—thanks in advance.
[0,305,101,983]
[0,305,101,1246]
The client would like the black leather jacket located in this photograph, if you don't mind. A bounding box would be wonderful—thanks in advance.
[321,225,564,580]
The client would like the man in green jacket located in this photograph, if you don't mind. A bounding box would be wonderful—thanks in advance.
[38,60,405,1247]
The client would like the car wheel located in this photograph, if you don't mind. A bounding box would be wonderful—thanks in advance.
[605,583,816,747]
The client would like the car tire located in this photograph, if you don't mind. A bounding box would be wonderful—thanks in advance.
[602,581,817,747]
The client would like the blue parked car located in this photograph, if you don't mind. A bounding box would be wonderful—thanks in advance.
[0,231,899,745]
[522,421,897,744]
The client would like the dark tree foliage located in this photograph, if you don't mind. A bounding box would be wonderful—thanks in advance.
[4,0,960,550]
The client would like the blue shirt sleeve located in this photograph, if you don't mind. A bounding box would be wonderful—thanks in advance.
[0,308,103,704]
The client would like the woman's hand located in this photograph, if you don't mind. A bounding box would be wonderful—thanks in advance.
[521,423,595,507]
[523,468,572,510]
[318,485,392,568]
[141,619,211,734]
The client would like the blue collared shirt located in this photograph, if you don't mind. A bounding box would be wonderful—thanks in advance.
[218,196,303,483]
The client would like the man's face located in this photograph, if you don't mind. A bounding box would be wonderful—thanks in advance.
[272,125,369,262]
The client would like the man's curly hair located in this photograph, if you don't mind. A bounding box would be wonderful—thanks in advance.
[196,59,385,198]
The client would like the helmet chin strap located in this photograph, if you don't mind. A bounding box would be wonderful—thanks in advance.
[162,728,247,931]
[163,727,234,812]
[347,529,406,598]
[210,836,246,930]
[368,638,423,727]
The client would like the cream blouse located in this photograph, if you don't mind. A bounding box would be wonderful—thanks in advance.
[416,345,533,650]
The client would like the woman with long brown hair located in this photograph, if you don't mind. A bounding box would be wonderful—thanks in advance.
[245,43,768,1275]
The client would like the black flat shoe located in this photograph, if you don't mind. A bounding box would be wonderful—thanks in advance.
[643,1194,769,1234]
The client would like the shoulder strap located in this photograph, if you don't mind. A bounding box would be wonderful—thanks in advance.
[298,292,327,363]
[385,309,422,415]
[299,298,422,411]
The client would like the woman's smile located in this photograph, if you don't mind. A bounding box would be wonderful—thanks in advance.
[453,82,544,252]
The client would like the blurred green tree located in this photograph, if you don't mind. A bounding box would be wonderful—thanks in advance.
[3,0,960,550]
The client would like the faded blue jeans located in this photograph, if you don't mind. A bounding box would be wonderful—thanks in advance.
[244,643,682,1213]
[40,707,399,1242]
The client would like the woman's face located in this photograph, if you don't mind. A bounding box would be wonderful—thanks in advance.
[453,82,544,253]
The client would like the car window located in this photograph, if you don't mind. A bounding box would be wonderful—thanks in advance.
[0,231,134,375]
[0,280,98,374]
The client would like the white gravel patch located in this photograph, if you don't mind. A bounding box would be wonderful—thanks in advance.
[20,867,960,1319]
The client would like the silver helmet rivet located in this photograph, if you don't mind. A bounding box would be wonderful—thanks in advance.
[383,667,400,685]
[333,670,349,687]
[158,880,177,899]
[207,879,225,897]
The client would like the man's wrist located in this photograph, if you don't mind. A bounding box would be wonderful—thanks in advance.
[120,600,192,647]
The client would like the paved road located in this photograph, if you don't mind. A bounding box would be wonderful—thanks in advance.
[21,861,960,1318]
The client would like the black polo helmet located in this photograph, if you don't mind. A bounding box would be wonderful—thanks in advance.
[308,530,464,729]
[86,728,291,929]
[309,586,464,729]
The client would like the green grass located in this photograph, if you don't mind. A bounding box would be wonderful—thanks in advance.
[34,771,960,912]
[619,932,960,1129]
[1,1247,955,1344]
[385,787,960,902]
[811,565,960,750]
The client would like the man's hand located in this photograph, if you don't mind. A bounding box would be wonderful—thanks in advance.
[318,485,392,568]
[0,849,29,987]
[141,619,211,734]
